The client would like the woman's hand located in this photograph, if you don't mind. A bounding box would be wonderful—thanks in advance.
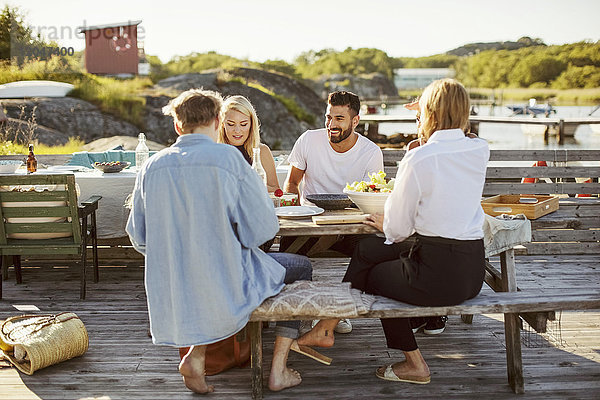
[404,100,420,111]
[363,213,384,232]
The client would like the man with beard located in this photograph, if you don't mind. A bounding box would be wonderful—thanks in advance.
[285,91,383,207]
[282,91,383,334]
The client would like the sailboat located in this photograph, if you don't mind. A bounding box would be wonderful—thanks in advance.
[507,98,556,116]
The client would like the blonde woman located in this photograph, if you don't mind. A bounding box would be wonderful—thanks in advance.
[299,79,489,385]
[218,95,281,192]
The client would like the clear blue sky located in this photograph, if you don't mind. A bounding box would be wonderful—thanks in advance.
[10,0,600,63]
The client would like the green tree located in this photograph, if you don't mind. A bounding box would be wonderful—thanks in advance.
[259,59,298,77]
[552,65,600,89]
[295,47,394,79]
[400,54,459,68]
[0,5,50,64]
[509,54,567,87]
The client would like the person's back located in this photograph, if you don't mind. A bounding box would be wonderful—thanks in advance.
[390,131,489,241]
[136,136,285,345]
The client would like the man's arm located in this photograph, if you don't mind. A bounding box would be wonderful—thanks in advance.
[284,166,305,194]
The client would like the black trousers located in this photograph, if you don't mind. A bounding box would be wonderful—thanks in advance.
[343,234,485,351]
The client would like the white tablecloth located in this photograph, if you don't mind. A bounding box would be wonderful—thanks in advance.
[75,170,136,239]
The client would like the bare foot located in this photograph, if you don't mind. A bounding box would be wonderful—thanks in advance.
[376,360,430,380]
[297,321,336,348]
[269,367,302,391]
[179,349,214,394]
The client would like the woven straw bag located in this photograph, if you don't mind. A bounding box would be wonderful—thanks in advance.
[0,312,88,375]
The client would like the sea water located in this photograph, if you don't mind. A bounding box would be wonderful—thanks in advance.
[372,105,600,150]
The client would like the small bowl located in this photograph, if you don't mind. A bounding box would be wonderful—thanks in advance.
[343,188,391,214]
[0,160,23,173]
[306,193,353,210]
[92,161,130,173]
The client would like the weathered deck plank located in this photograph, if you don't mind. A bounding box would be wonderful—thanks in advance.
[0,255,598,399]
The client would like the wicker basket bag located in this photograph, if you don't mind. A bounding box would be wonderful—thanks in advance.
[0,312,89,375]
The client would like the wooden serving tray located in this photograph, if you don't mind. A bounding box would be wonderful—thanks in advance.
[312,214,368,225]
[481,194,559,219]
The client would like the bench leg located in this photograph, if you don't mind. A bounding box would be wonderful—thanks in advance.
[504,312,524,394]
[461,314,473,324]
[500,249,524,393]
[249,321,263,400]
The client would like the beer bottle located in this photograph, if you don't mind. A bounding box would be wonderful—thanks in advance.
[27,144,37,173]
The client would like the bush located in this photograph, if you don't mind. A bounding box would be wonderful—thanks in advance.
[0,138,84,155]
[247,82,315,125]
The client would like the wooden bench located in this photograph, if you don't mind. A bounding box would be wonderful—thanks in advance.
[248,280,600,399]
[382,149,600,256]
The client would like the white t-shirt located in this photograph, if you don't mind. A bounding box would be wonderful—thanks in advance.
[288,128,384,205]
[383,128,490,243]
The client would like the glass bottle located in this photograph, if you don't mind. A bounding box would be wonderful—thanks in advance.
[135,132,149,171]
[26,144,37,173]
[251,147,267,187]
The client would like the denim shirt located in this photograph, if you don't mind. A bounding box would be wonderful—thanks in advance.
[126,134,285,346]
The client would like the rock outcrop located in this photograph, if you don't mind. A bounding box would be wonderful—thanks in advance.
[1,98,139,145]
[1,68,326,150]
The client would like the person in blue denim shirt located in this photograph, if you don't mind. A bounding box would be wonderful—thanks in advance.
[126,89,312,393]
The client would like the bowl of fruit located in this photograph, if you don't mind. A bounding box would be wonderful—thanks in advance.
[343,171,395,214]
[92,161,130,173]
[272,189,299,207]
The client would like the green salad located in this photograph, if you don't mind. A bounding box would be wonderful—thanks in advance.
[345,171,395,193]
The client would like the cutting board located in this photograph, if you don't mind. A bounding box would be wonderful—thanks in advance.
[312,214,368,225]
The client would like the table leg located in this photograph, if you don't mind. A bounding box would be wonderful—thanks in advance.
[285,236,311,254]
[306,235,339,257]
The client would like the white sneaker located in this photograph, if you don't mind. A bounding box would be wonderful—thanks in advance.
[334,319,353,334]
[310,319,353,334]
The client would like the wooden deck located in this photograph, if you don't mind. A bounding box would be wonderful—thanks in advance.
[1,255,599,399]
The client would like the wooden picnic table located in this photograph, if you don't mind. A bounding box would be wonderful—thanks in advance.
[276,208,377,254]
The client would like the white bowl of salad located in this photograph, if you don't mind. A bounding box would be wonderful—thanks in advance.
[343,171,394,214]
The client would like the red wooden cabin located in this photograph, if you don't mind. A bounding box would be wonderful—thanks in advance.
[79,20,142,75]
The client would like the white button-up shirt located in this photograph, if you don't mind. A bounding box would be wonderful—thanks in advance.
[383,129,490,243]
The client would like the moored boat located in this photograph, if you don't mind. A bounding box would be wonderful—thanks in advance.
[0,80,74,98]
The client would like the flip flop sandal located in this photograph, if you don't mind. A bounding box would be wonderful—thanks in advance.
[375,364,431,384]
[290,340,332,365]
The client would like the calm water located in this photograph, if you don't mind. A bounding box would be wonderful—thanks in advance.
[372,105,600,150]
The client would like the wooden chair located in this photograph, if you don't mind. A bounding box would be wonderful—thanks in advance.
[0,174,101,299]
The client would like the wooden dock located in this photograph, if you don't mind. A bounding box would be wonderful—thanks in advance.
[1,254,598,399]
[358,115,600,144]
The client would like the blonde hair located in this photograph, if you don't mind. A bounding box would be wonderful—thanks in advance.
[162,88,223,133]
[218,95,260,159]
[418,79,470,142]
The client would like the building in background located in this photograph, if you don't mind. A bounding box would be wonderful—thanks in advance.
[79,20,149,76]
[393,68,455,90]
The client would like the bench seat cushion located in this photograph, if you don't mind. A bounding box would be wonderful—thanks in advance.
[251,281,376,320]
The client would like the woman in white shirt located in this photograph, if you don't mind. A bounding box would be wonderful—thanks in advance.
[298,79,489,385]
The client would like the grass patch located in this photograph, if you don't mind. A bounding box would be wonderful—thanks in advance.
[69,75,152,127]
[0,138,84,155]
[247,82,316,125]
[0,57,153,127]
